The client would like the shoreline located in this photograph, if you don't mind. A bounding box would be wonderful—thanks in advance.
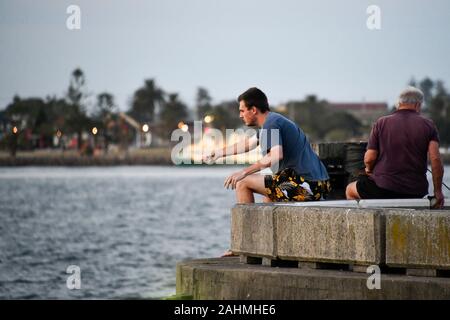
[1,150,449,167]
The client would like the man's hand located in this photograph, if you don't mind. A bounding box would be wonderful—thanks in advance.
[432,190,445,209]
[365,167,373,176]
[224,170,247,190]
[203,150,221,165]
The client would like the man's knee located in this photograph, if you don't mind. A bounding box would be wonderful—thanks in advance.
[236,179,247,191]
[346,182,359,200]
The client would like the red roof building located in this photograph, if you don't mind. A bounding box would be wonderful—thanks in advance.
[330,102,389,126]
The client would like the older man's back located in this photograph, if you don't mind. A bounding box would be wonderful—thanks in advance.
[346,86,445,208]
[368,109,438,196]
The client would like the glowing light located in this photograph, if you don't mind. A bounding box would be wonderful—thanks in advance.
[12,126,18,134]
[204,115,214,124]
[142,124,149,133]
[181,124,189,132]
[92,127,98,135]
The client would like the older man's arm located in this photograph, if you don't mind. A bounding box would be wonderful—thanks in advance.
[364,149,378,175]
[428,140,445,208]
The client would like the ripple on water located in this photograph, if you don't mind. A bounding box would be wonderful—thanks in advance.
[0,166,238,298]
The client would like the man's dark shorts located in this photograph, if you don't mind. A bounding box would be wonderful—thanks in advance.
[356,175,424,199]
[264,168,331,202]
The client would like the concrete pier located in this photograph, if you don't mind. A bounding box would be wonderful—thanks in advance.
[176,257,450,299]
[176,203,450,300]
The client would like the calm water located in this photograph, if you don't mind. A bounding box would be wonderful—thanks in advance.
[0,166,449,299]
[0,166,241,299]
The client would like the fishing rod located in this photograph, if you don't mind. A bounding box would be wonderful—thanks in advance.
[427,168,450,191]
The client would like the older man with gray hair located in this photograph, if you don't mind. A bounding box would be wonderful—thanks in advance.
[346,86,445,208]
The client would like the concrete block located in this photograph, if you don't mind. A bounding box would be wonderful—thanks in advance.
[274,200,358,208]
[350,265,371,273]
[262,257,277,267]
[230,204,277,258]
[407,268,437,277]
[358,198,430,209]
[276,206,384,265]
[386,209,450,269]
[239,255,262,265]
[177,258,450,300]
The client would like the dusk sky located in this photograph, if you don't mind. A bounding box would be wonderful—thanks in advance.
[1,0,450,112]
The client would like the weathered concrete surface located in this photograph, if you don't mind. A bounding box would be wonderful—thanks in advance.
[231,205,277,258]
[231,205,384,265]
[386,209,450,269]
[276,206,384,265]
[176,258,450,300]
[274,198,431,209]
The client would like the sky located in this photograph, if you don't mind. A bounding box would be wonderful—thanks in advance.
[1,0,450,112]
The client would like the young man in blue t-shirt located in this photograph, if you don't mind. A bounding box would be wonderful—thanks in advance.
[204,87,330,204]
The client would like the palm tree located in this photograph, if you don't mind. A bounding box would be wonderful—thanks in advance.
[129,79,165,124]
[159,93,189,139]
[65,68,90,150]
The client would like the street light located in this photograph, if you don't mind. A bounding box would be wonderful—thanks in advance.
[204,115,214,124]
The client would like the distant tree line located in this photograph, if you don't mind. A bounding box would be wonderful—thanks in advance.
[1,70,449,157]
[409,77,450,146]
[284,95,363,142]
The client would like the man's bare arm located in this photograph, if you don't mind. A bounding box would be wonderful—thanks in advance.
[364,149,378,174]
[204,134,258,163]
[243,145,283,176]
[428,140,444,208]
[224,145,283,189]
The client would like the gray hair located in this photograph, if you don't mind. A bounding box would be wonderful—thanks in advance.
[396,86,424,108]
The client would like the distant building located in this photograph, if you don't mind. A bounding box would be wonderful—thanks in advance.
[329,102,389,126]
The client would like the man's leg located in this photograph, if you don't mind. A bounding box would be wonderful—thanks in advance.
[235,174,269,203]
[346,181,361,200]
[221,174,270,257]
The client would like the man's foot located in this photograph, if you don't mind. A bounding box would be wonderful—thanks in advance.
[221,249,237,257]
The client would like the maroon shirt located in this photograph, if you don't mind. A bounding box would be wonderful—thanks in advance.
[368,109,439,196]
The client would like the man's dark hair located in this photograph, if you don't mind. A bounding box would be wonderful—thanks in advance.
[237,87,270,112]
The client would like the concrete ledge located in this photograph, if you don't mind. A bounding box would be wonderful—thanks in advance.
[274,198,431,209]
[231,205,277,258]
[176,258,450,300]
[386,209,450,269]
[232,204,450,271]
[231,204,384,265]
[275,206,383,265]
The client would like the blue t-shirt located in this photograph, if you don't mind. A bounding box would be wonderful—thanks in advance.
[258,112,329,181]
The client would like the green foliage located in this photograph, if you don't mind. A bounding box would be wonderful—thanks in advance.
[6,70,449,152]
[129,79,165,123]
[159,93,189,138]
[416,78,450,146]
[94,92,116,120]
[208,100,241,131]
[196,87,213,120]
[287,95,362,142]
[162,293,193,300]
